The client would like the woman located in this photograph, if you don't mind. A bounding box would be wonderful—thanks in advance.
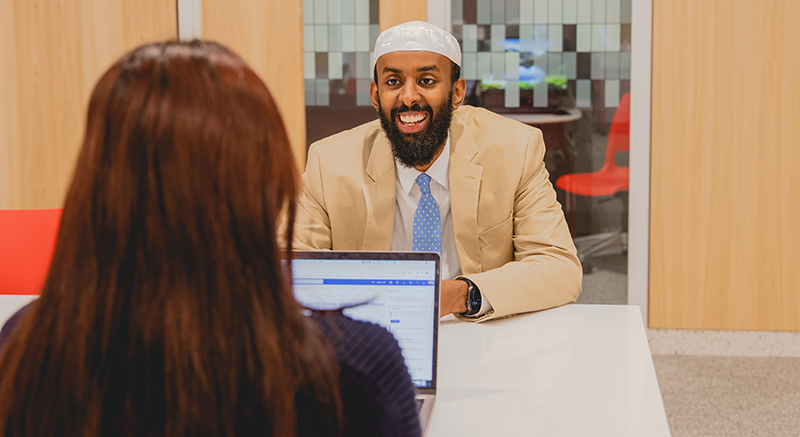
[0,41,420,437]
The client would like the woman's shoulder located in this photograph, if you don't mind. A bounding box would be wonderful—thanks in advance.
[309,311,413,385]
[310,311,402,364]
[309,311,421,437]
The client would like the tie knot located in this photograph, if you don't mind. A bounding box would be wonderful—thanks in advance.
[415,173,432,193]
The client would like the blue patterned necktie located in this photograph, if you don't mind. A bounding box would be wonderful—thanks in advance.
[412,173,442,254]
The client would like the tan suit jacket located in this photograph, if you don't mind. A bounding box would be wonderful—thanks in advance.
[293,105,581,322]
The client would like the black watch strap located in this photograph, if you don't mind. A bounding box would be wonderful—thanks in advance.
[457,277,482,316]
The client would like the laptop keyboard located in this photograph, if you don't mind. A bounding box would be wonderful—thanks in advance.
[415,397,424,413]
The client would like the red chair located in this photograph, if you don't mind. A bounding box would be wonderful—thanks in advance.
[556,93,630,273]
[0,209,62,294]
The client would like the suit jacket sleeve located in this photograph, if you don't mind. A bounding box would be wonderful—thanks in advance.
[455,120,582,322]
[292,142,334,250]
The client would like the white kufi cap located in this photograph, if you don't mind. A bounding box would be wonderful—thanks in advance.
[372,21,461,70]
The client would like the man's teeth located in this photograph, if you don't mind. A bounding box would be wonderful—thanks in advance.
[399,113,426,124]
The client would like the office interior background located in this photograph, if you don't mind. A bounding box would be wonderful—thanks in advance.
[1,0,798,435]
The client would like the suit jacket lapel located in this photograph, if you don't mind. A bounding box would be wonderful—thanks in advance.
[362,133,396,250]
[448,115,483,274]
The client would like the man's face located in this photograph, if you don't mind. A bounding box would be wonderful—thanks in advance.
[370,51,466,169]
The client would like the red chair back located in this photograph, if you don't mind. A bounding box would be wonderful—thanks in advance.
[555,93,631,197]
[600,92,630,173]
[0,209,62,295]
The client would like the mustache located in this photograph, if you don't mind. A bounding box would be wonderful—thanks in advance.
[392,104,433,118]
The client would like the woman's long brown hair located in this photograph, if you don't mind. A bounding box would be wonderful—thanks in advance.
[0,41,341,437]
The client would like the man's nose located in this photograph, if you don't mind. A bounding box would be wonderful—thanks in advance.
[398,82,420,107]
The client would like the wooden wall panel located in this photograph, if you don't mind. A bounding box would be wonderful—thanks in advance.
[203,0,306,173]
[380,0,427,30]
[650,0,800,330]
[0,0,177,209]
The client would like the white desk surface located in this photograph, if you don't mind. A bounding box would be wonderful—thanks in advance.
[0,298,669,436]
[0,295,37,327]
[429,304,671,437]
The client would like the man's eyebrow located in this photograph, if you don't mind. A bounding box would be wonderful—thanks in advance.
[417,65,440,72]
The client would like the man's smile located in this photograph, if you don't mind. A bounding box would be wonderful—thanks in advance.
[396,111,429,134]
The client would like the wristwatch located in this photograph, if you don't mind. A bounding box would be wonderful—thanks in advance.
[457,277,482,316]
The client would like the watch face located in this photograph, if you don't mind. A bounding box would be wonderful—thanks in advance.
[466,283,476,315]
[459,278,479,315]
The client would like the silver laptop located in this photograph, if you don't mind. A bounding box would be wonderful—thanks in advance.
[291,250,439,435]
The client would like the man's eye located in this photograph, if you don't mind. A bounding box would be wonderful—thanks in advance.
[386,79,400,86]
[420,78,435,85]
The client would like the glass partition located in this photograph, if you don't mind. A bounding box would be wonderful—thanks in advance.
[451,0,632,303]
[301,0,632,304]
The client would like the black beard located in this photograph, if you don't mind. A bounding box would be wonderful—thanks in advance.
[377,91,454,169]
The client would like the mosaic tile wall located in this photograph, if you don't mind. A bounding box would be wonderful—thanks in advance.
[453,0,632,110]
[302,0,631,111]
[302,0,380,107]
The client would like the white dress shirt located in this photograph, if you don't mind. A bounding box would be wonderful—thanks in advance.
[390,137,492,316]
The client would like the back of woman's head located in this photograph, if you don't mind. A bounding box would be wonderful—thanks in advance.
[0,41,340,437]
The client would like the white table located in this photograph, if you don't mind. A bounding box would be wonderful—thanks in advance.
[0,297,669,436]
[429,304,671,436]
[0,295,37,328]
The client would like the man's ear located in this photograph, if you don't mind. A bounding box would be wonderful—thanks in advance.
[370,81,380,111]
[451,78,467,110]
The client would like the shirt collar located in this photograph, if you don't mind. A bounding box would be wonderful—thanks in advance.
[396,135,451,195]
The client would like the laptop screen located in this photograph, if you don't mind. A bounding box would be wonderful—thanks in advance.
[291,251,439,390]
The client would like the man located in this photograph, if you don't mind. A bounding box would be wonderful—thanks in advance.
[292,21,581,322]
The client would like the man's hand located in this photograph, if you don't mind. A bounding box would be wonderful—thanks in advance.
[439,279,468,317]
